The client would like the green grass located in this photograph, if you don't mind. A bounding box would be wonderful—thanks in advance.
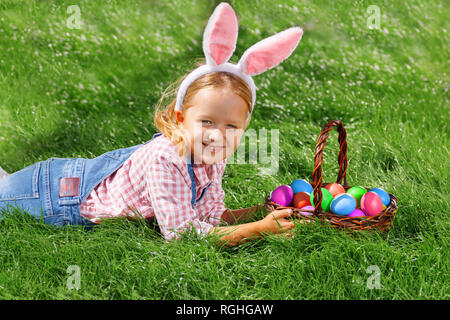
[0,0,448,299]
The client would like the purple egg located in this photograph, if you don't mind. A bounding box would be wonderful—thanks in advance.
[299,205,314,216]
[270,185,293,206]
[348,208,365,217]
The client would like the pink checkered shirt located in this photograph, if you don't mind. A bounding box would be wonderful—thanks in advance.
[79,134,228,240]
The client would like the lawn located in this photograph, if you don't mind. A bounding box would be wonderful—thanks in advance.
[0,0,448,299]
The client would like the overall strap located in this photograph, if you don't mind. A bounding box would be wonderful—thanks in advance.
[187,163,197,208]
[186,163,212,208]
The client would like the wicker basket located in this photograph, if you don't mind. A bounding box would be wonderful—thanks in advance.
[265,120,398,233]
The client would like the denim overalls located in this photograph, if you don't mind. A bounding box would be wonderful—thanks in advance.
[0,133,211,228]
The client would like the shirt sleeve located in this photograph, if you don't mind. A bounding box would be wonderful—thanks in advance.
[145,155,217,241]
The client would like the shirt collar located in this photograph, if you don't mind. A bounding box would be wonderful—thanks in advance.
[192,164,215,189]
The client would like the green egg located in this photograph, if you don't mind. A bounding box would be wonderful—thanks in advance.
[310,188,333,212]
[346,186,367,207]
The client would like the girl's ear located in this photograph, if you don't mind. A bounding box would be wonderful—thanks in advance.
[175,110,184,124]
[203,2,238,66]
[238,27,303,76]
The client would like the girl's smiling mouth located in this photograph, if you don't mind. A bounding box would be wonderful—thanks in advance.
[202,143,225,153]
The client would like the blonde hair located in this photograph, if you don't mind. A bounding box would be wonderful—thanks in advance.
[154,58,253,156]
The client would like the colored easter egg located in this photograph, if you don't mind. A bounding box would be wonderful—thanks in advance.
[310,188,333,212]
[324,183,346,197]
[360,191,383,216]
[290,179,313,195]
[346,186,367,207]
[369,188,391,206]
[293,192,311,209]
[270,185,293,206]
[298,205,314,216]
[330,193,356,215]
[336,192,357,204]
[348,208,365,217]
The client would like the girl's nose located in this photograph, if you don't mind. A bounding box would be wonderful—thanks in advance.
[206,128,224,143]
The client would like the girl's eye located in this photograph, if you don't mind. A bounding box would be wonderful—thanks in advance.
[200,120,238,129]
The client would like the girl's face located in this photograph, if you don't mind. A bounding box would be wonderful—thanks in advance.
[179,87,249,165]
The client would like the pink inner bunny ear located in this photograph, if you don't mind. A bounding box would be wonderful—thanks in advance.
[239,27,303,76]
[203,2,238,66]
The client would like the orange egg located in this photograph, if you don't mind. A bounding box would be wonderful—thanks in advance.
[325,183,346,197]
[293,192,312,209]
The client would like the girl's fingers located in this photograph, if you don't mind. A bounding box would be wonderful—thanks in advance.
[281,231,295,238]
[284,221,295,230]
[277,218,295,231]
[297,217,313,224]
[271,208,293,219]
[271,210,296,230]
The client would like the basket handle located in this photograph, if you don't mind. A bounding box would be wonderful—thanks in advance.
[311,120,348,216]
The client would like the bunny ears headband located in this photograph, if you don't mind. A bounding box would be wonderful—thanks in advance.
[174,2,303,113]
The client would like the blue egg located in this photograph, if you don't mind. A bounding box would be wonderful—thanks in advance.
[369,188,390,206]
[330,194,356,215]
[290,179,313,195]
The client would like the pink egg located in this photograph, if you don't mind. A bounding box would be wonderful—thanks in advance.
[299,205,314,216]
[348,208,365,217]
[270,185,293,206]
[360,191,383,216]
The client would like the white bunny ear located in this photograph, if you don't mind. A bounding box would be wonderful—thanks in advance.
[202,2,239,67]
[238,27,303,76]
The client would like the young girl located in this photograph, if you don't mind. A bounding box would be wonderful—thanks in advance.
[0,3,303,246]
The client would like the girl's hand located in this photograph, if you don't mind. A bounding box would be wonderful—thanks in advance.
[210,208,298,247]
[258,209,295,235]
